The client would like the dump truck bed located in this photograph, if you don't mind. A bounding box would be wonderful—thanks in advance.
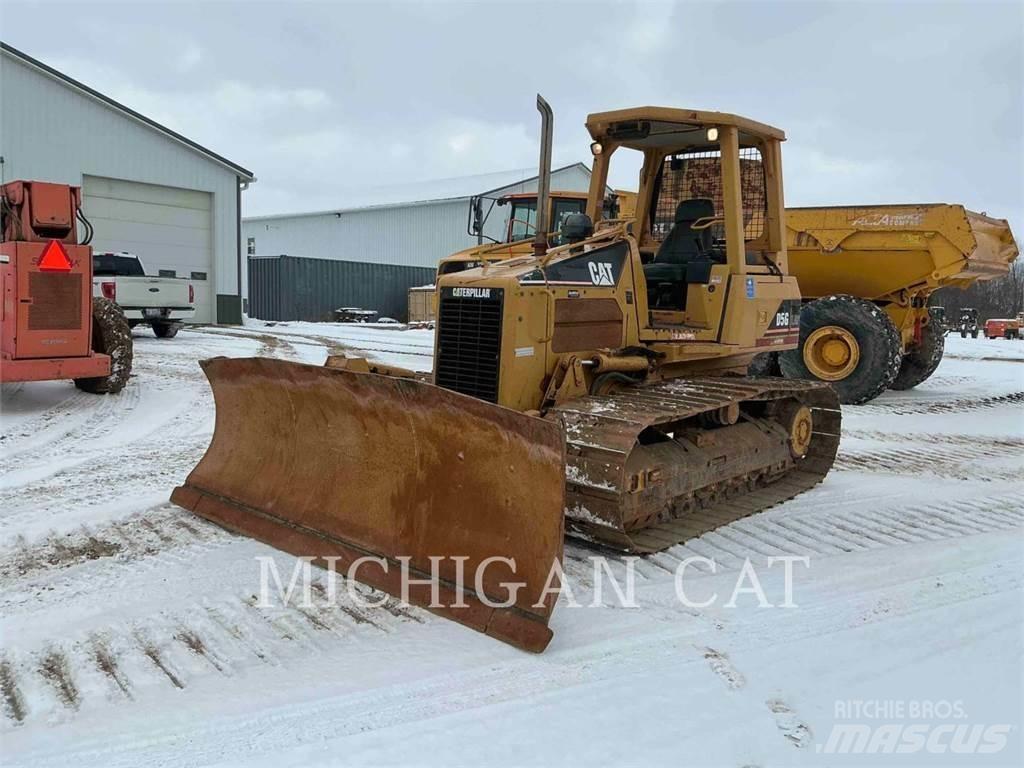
[785,204,1017,301]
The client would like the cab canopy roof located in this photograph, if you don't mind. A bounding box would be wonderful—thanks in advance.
[586,107,785,150]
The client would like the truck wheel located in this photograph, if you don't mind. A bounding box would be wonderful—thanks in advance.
[75,297,133,394]
[153,321,181,339]
[890,308,945,390]
[779,295,901,405]
[747,352,781,377]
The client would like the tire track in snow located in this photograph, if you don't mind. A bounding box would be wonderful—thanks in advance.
[834,441,1022,481]
[0,383,142,470]
[1,585,425,726]
[7,541,1017,763]
[566,493,1024,577]
[843,429,1024,449]
[858,390,1024,415]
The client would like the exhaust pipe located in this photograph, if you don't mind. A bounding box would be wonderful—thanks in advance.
[533,94,553,258]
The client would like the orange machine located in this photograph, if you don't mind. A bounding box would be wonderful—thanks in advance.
[1,180,131,393]
[984,316,1022,339]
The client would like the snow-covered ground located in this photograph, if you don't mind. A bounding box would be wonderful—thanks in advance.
[1,326,1022,767]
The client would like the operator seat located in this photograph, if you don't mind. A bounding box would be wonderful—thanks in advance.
[644,198,716,309]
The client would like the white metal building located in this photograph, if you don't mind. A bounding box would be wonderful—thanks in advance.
[242,163,595,269]
[0,42,254,323]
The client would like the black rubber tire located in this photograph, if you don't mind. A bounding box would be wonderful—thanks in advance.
[960,330,967,338]
[779,295,902,405]
[890,308,945,390]
[971,329,978,338]
[153,321,181,339]
[747,351,781,377]
[74,297,133,394]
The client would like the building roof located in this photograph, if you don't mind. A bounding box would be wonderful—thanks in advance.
[243,162,593,221]
[0,41,255,180]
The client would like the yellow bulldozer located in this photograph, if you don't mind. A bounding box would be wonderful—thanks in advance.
[172,99,841,652]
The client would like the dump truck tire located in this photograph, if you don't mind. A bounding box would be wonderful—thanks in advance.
[779,295,901,405]
[890,308,945,390]
[748,352,781,377]
[74,297,133,394]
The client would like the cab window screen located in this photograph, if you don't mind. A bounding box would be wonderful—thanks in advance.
[652,148,767,243]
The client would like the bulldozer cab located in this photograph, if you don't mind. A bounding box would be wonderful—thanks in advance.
[435,108,802,412]
[583,108,793,343]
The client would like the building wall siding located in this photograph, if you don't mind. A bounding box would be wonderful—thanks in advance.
[0,52,245,320]
[248,255,435,322]
[242,165,593,270]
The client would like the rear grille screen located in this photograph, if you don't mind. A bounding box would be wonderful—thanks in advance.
[28,272,83,331]
[435,287,504,402]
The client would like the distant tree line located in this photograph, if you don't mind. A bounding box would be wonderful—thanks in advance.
[930,256,1024,321]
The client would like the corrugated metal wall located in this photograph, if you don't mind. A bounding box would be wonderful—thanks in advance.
[249,255,435,322]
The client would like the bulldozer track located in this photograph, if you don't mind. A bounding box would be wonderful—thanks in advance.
[554,376,841,553]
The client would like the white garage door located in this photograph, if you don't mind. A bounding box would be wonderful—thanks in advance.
[83,176,214,323]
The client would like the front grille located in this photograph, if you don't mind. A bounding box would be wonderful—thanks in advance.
[435,288,504,402]
[28,272,83,331]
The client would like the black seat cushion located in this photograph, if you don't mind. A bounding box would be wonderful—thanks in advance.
[643,260,715,286]
[642,262,686,284]
[654,198,715,265]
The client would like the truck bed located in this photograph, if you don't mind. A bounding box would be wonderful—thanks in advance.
[784,204,1017,301]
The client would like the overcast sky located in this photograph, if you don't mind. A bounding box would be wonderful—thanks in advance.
[3,0,1021,227]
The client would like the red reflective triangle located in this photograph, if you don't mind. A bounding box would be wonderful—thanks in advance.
[39,240,73,272]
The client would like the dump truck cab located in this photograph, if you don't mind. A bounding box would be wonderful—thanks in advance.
[435,107,802,412]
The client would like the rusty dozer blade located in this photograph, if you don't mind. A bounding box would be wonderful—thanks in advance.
[171,357,565,652]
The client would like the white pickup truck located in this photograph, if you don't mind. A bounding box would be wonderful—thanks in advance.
[91,252,195,338]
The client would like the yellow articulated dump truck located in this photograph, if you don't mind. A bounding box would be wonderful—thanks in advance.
[749,206,1018,402]
[172,98,841,652]
[441,197,1017,404]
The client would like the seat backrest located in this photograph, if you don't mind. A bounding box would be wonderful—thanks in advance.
[654,198,715,265]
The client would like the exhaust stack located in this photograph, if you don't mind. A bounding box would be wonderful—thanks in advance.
[533,94,553,258]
